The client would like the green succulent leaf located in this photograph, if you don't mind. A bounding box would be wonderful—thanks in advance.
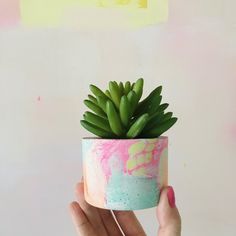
[83,111,112,133]
[144,117,178,138]
[147,104,169,122]
[105,90,112,100]
[141,112,164,133]
[106,100,124,136]
[133,78,144,102]
[141,112,173,134]
[119,95,131,127]
[146,95,162,115]
[126,113,149,138]
[161,112,173,122]
[134,86,162,117]
[88,94,98,105]
[89,84,108,100]
[109,81,121,109]
[97,95,108,113]
[124,81,131,95]
[80,120,115,138]
[113,81,119,88]
[156,103,169,114]
[127,90,138,115]
[131,82,135,90]
[136,86,162,111]
[152,85,162,96]
[83,99,107,118]
[119,82,125,95]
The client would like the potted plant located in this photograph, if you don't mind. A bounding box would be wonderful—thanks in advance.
[80,78,177,210]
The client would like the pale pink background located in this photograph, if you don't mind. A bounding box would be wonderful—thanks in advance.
[0,0,20,27]
[0,1,236,235]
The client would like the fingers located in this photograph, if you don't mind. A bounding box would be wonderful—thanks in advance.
[75,182,108,236]
[98,209,122,236]
[113,210,146,236]
[156,186,181,236]
[69,201,96,236]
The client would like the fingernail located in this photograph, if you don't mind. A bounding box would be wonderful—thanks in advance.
[167,186,176,208]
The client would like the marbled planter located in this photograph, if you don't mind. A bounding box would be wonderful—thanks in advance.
[82,137,168,210]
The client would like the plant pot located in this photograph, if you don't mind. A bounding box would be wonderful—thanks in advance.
[82,136,168,210]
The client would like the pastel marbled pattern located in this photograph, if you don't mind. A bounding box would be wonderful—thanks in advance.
[82,137,168,210]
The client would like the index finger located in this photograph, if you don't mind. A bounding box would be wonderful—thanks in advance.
[113,210,146,236]
[69,201,97,236]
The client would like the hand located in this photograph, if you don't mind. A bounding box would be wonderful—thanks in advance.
[69,181,181,236]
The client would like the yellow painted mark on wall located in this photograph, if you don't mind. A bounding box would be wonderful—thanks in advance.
[99,0,147,8]
[20,0,168,28]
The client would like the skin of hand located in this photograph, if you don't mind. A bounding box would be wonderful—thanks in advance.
[69,180,181,236]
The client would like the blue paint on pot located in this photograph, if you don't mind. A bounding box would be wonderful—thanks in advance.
[106,171,159,210]
[105,155,159,210]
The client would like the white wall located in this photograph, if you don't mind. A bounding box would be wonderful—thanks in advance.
[1,1,236,235]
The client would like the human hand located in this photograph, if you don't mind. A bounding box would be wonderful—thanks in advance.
[69,180,181,236]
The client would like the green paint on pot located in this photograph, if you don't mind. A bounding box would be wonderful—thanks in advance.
[126,157,136,170]
[145,143,155,152]
[144,152,152,163]
[128,141,145,155]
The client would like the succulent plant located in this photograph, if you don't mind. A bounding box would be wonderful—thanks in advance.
[80,78,178,138]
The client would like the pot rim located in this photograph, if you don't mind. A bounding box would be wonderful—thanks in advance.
[82,136,168,141]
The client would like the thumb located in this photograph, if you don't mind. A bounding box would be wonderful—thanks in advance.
[156,186,181,236]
